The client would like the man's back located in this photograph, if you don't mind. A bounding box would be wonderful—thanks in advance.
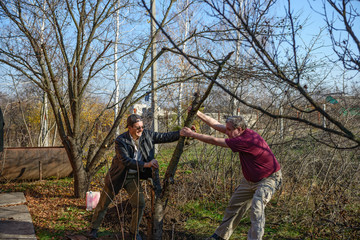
[225,129,281,182]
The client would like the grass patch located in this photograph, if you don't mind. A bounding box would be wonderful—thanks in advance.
[180,200,224,222]
[179,200,223,235]
[178,199,250,238]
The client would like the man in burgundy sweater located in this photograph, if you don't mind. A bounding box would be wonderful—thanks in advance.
[180,110,282,240]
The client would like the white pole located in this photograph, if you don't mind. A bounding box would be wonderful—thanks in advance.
[151,0,158,134]
[41,0,49,147]
[114,0,120,136]
[232,0,245,116]
[178,0,189,126]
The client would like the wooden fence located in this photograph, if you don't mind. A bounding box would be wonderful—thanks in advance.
[0,147,72,181]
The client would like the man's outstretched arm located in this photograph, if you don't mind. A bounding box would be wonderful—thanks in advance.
[196,110,226,134]
[180,127,228,148]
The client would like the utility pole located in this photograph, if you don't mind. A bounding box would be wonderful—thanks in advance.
[151,0,158,136]
[114,0,121,136]
[232,0,245,116]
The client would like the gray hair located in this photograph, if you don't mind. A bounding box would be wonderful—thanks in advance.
[126,114,142,127]
[226,116,247,130]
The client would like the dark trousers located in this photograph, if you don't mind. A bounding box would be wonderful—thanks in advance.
[91,173,145,234]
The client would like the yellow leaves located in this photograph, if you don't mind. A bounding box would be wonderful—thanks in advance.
[25,102,42,129]
[80,99,115,137]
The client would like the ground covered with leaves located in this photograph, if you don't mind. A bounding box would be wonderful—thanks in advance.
[0,177,207,240]
[1,173,360,240]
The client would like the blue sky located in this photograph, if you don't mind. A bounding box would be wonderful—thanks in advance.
[274,0,359,92]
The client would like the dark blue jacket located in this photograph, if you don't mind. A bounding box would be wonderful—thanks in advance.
[105,129,180,194]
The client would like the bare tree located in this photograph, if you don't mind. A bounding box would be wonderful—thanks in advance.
[324,0,360,72]
[0,0,189,198]
[0,0,124,197]
[147,0,360,147]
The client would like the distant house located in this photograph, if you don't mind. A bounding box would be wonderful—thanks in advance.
[326,95,360,116]
[130,103,171,118]
[205,112,258,127]
[130,103,148,115]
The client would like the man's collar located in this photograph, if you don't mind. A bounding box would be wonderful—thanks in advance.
[129,133,140,142]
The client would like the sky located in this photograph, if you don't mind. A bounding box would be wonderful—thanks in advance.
[0,0,358,101]
[274,0,359,93]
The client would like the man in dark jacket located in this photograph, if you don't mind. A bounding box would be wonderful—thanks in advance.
[90,114,183,240]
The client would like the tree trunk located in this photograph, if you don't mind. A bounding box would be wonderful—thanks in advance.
[62,138,91,198]
[73,164,90,198]
[151,51,233,239]
[151,168,165,239]
[151,95,200,240]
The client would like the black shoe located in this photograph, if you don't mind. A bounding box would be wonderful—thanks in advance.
[89,228,98,239]
[205,233,224,240]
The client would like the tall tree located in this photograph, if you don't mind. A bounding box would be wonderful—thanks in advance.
[151,51,233,240]
[0,0,126,197]
[149,0,360,147]
[0,0,185,198]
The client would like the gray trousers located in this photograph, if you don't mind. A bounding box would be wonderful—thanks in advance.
[215,170,282,240]
[91,174,145,234]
